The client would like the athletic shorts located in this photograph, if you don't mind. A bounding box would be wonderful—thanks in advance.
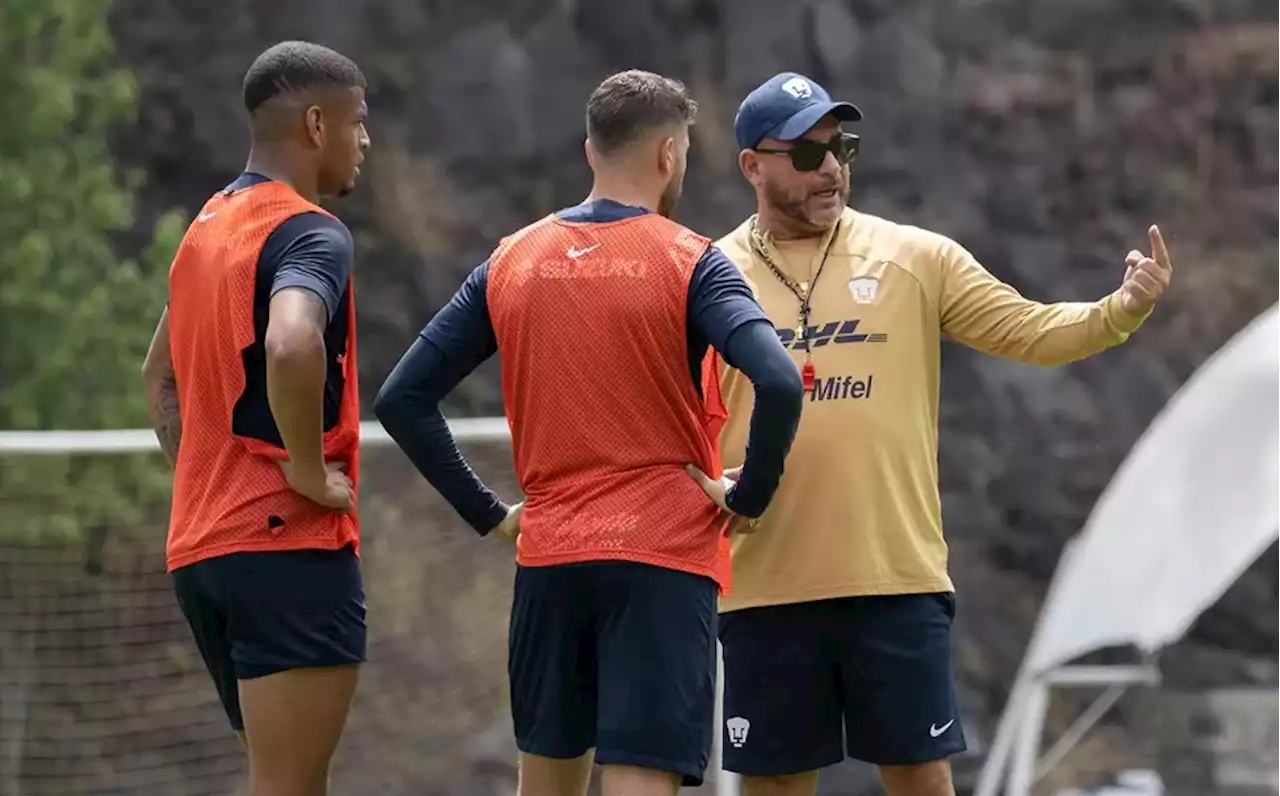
[171,545,367,730]
[718,592,965,775]
[508,561,718,786]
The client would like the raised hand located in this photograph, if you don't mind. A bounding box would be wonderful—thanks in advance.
[1120,224,1173,314]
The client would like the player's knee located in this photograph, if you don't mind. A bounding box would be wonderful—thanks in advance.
[878,758,954,796]
[742,770,819,796]
[517,751,593,796]
[598,764,681,796]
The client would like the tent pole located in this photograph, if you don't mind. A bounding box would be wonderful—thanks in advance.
[1006,678,1050,796]
[1034,682,1129,781]
[973,675,1029,796]
[975,538,1083,796]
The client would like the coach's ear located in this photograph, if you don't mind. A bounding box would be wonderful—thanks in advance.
[739,148,762,187]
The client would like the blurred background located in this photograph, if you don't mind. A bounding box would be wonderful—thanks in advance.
[0,0,1276,794]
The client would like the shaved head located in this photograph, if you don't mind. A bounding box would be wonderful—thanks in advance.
[242,41,366,117]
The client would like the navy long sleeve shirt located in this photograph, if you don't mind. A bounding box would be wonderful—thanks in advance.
[375,200,803,534]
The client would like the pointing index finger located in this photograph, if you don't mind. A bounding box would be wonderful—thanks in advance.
[1148,224,1171,270]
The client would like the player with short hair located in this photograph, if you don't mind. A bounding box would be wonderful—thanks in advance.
[141,40,371,796]
[374,70,804,796]
[704,72,1173,796]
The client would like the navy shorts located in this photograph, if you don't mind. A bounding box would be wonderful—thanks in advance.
[171,545,367,730]
[719,593,965,775]
[508,561,718,786]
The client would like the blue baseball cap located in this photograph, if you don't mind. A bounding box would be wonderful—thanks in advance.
[733,72,862,151]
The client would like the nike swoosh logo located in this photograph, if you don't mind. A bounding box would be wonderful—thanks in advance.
[929,719,954,738]
[196,211,218,222]
[566,244,599,258]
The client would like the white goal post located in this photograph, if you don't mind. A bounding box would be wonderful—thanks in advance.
[0,419,507,455]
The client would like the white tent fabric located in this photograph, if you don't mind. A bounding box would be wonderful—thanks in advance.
[1025,303,1280,673]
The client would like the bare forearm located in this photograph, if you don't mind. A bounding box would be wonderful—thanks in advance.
[266,329,327,471]
[145,368,182,467]
[142,307,180,467]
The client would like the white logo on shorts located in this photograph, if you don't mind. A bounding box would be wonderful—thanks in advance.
[726,716,751,748]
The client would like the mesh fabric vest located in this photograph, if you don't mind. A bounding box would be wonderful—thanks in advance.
[166,181,361,572]
[487,212,729,585]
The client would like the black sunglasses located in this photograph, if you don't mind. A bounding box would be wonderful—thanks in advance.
[754,132,860,172]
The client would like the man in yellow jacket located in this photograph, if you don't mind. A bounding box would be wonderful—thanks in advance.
[703,72,1173,796]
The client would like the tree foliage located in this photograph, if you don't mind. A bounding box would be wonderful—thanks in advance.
[0,0,183,544]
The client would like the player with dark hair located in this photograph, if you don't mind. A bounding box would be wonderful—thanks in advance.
[141,40,370,796]
[375,69,804,796]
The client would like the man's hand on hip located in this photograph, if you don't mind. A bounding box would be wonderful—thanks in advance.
[686,465,760,533]
[493,502,524,542]
[278,459,354,511]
